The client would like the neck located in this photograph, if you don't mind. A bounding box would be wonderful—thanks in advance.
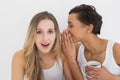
[38,51,52,60]
[82,34,107,54]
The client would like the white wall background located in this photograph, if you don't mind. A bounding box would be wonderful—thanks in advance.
[0,0,120,80]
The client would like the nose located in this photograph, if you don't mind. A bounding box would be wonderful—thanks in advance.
[42,33,48,41]
[66,27,70,31]
[66,27,71,34]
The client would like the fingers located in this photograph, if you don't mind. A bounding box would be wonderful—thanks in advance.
[62,30,72,47]
[85,67,101,80]
[86,71,98,80]
[68,31,74,46]
[61,30,68,54]
[64,30,70,47]
[85,66,98,80]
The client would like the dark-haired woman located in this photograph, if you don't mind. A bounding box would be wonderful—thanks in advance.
[62,4,120,80]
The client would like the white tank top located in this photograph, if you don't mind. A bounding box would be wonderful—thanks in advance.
[77,40,120,80]
[24,59,64,80]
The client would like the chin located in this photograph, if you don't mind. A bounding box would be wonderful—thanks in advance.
[42,51,50,54]
[40,49,51,54]
[72,38,79,43]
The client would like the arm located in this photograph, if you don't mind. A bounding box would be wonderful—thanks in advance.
[67,58,83,80]
[61,30,83,80]
[61,53,73,80]
[12,50,25,80]
[113,42,120,80]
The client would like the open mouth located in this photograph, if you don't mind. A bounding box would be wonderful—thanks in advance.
[41,43,50,48]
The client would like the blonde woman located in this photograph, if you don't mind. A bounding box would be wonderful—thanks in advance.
[12,11,72,80]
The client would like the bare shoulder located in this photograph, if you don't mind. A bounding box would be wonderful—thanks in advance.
[12,49,25,67]
[12,50,25,61]
[113,42,120,65]
[12,50,26,80]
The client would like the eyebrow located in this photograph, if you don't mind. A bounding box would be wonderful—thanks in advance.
[36,28,54,30]
[36,28,42,30]
[48,28,54,31]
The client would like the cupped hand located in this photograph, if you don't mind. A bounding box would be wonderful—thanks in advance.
[61,30,77,61]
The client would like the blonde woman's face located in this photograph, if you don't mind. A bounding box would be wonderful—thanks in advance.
[35,19,56,54]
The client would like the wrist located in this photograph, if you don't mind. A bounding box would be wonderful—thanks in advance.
[66,55,77,62]
[67,58,77,64]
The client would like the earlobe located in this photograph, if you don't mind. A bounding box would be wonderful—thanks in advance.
[87,24,94,33]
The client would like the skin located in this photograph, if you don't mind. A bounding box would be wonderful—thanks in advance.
[35,19,56,54]
[35,19,56,70]
[62,13,120,80]
[12,19,73,80]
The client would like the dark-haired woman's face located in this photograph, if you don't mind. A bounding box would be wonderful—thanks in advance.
[67,13,88,42]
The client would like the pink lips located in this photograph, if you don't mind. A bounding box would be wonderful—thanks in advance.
[41,43,50,48]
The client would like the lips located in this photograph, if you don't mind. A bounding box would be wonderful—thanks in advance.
[41,43,50,48]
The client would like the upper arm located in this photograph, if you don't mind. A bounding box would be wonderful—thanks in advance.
[113,43,120,65]
[61,53,73,80]
[12,50,25,80]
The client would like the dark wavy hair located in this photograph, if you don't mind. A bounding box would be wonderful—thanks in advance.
[69,4,103,35]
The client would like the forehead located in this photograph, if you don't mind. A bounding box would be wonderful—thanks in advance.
[37,19,55,29]
[68,13,78,22]
[68,13,86,27]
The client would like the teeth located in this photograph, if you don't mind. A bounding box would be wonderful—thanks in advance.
[41,43,49,46]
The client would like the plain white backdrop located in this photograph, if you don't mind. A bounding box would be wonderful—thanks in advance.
[0,0,120,80]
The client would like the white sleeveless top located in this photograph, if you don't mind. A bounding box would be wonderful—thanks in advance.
[24,59,64,80]
[77,40,120,80]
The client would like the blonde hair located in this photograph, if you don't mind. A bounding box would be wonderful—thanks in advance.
[23,11,61,80]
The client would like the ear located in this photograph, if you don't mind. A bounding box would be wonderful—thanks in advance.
[86,24,94,33]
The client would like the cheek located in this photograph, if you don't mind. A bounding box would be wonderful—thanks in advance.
[36,35,42,40]
[69,28,78,37]
[69,28,81,41]
[34,35,42,44]
[50,34,56,42]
